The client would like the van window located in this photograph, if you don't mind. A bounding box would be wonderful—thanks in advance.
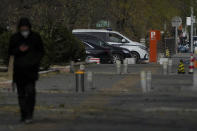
[84,32,107,41]
[108,33,128,43]
[87,39,107,47]
[84,42,94,49]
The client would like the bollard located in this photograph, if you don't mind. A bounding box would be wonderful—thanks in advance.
[80,64,85,71]
[75,70,85,92]
[193,69,197,90]
[87,71,95,89]
[146,71,152,92]
[127,58,136,64]
[189,54,195,74]
[123,59,128,74]
[70,61,74,73]
[168,59,173,74]
[141,71,147,93]
[163,62,168,75]
[116,60,121,75]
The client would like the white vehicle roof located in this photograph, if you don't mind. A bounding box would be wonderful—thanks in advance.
[73,29,145,47]
[72,29,119,34]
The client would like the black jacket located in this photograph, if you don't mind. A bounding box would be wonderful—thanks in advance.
[9,32,44,82]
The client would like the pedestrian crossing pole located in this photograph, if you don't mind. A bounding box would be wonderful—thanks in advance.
[191,7,194,53]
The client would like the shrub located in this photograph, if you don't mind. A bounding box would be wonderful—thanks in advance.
[0,27,6,35]
[0,26,86,69]
[0,31,54,69]
[51,26,86,64]
[39,31,55,70]
[0,32,12,65]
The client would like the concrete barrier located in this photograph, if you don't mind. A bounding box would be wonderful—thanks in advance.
[123,59,128,74]
[80,64,85,71]
[87,71,94,89]
[168,59,173,74]
[141,71,147,93]
[127,58,136,65]
[193,69,197,90]
[116,60,121,75]
[146,71,152,92]
[163,62,168,75]
[159,58,169,65]
[70,61,74,73]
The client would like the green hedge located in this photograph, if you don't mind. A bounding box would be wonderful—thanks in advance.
[0,27,86,69]
[51,26,86,64]
[0,32,12,65]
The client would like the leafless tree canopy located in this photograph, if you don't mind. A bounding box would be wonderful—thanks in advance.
[0,0,195,40]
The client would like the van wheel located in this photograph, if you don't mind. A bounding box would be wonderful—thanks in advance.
[130,52,140,63]
[112,54,122,64]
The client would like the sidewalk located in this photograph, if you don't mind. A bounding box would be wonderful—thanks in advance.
[0,64,197,131]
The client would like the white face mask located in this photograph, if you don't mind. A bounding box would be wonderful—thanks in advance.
[21,31,30,38]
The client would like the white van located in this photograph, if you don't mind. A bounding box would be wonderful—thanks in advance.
[73,29,149,62]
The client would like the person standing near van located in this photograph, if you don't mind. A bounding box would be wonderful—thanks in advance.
[8,18,44,124]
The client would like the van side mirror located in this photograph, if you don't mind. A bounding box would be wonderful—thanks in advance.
[122,39,126,43]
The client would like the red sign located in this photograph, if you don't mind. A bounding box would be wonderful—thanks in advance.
[149,30,161,63]
[150,30,161,41]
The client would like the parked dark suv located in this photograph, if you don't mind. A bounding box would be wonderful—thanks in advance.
[82,41,112,64]
[74,34,132,63]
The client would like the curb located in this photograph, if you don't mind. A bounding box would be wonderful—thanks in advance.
[0,80,12,87]
[0,70,59,87]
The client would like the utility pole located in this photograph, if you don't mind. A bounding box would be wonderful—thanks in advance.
[175,26,178,54]
[171,16,182,54]
[191,7,194,53]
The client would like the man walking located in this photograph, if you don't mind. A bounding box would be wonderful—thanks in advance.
[8,18,44,124]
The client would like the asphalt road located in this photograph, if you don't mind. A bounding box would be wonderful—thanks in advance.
[0,63,197,131]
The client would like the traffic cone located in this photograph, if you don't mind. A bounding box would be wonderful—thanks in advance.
[189,54,195,74]
[178,60,185,74]
[194,57,197,68]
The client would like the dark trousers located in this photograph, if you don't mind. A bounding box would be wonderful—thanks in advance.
[16,81,36,120]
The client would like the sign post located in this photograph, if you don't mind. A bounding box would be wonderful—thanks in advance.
[171,16,182,54]
[96,20,110,28]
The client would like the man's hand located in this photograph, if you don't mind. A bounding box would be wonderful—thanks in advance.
[19,45,29,52]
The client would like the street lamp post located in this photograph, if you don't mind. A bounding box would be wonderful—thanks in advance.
[175,26,178,54]
[191,7,194,53]
[171,16,182,54]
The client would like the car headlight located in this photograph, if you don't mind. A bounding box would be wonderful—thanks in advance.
[139,45,147,51]
[123,50,130,54]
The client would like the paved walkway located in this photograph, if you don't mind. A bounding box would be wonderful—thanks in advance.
[0,64,197,131]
